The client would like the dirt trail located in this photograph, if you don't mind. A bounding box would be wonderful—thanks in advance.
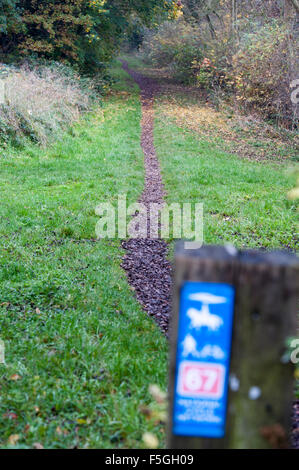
[120,60,172,335]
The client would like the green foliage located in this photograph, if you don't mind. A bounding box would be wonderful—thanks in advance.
[0,0,180,72]
[140,2,299,124]
[123,16,145,51]
[141,18,233,88]
[0,0,21,34]
[142,20,204,83]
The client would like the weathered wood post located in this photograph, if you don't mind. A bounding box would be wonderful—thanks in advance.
[167,243,299,449]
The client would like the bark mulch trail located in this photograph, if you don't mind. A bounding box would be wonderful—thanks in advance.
[292,400,299,449]
[120,60,172,335]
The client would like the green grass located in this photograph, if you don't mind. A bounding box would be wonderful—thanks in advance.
[118,54,150,72]
[0,60,168,449]
[154,118,298,251]
[0,53,297,449]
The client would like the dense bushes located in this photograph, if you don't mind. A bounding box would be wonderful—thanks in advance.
[142,21,204,83]
[0,1,180,73]
[0,0,120,73]
[0,62,97,146]
[141,19,232,89]
[232,23,290,121]
[140,15,298,125]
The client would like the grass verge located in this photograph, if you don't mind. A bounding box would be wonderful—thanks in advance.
[0,60,168,449]
[154,115,298,250]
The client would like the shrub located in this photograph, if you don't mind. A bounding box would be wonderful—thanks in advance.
[141,20,204,83]
[140,18,298,125]
[141,20,230,88]
[232,22,291,122]
[0,62,97,146]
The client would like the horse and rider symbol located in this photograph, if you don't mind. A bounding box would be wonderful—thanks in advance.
[182,292,228,360]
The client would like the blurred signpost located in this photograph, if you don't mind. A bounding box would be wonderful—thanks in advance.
[167,243,299,449]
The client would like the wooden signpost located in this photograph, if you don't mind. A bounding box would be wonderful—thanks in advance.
[167,243,299,449]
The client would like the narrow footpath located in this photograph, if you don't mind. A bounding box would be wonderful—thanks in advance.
[121,60,172,335]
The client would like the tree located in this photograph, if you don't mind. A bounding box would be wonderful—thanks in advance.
[0,0,179,70]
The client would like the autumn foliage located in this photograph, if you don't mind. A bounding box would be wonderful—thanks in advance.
[0,0,180,72]
[140,0,299,126]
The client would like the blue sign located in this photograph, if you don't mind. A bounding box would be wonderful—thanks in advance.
[173,282,235,438]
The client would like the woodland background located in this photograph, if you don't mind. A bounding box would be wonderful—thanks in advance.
[0,1,298,146]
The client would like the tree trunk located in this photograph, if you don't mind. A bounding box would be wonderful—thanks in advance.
[206,14,217,38]
[285,0,299,125]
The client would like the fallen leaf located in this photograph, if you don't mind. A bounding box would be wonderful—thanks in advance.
[142,432,159,449]
[139,405,151,417]
[8,434,20,445]
[3,412,18,420]
[9,374,21,381]
[76,418,86,425]
[33,442,44,449]
[288,188,299,200]
[149,384,167,404]
[56,426,69,436]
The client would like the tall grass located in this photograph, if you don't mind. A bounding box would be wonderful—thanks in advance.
[0,62,97,147]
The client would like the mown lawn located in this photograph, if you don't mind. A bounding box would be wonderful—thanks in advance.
[0,61,168,449]
[154,110,298,251]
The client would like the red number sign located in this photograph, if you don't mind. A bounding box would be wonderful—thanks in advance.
[177,361,225,399]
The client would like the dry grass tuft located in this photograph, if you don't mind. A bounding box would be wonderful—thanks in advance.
[0,63,96,146]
